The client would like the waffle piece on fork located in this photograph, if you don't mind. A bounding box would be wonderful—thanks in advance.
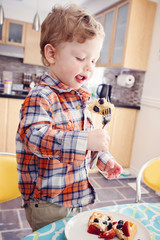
[88,98,114,128]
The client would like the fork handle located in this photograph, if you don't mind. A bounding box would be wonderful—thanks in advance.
[90,120,108,165]
[102,117,109,127]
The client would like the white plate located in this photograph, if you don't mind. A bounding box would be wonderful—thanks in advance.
[65,210,151,240]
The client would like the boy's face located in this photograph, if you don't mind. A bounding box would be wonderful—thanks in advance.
[49,36,103,89]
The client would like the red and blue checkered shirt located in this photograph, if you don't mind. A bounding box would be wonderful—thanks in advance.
[16,74,113,208]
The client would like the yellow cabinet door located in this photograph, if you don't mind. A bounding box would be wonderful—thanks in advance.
[24,23,43,66]
[0,98,8,152]
[122,0,156,70]
[6,99,24,153]
[110,108,138,168]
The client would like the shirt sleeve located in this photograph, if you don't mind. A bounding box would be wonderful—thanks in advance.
[18,92,88,166]
[96,151,115,171]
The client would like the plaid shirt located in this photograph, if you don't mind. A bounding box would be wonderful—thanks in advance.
[16,74,112,208]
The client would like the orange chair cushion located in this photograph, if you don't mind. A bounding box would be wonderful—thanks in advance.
[143,158,160,192]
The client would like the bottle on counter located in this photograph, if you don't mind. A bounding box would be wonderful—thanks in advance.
[3,71,13,94]
[23,73,32,90]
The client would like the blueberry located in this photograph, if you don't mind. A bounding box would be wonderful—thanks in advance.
[118,220,124,225]
[93,106,99,112]
[98,98,104,105]
[116,224,123,229]
[107,216,111,221]
[102,220,107,225]
[108,222,113,230]
[94,218,99,223]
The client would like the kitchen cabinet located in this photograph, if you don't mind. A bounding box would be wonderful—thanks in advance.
[5,98,23,153]
[96,0,156,71]
[96,4,126,66]
[0,19,26,46]
[0,19,42,65]
[0,22,6,43]
[24,23,43,66]
[91,107,138,168]
[0,98,23,153]
[0,98,8,152]
[109,107,138,168]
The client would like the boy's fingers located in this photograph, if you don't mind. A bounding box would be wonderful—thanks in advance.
[107,159,114,168]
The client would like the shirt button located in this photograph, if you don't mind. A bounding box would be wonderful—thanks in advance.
[70,90,75,95]
[68,121,72,126]
[76,105,81,110]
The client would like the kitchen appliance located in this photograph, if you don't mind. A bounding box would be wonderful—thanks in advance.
[96,83,112,101]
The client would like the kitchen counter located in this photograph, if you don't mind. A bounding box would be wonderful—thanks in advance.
[113,103,140,110]
[0,93,27,100]
[0,93,140,109]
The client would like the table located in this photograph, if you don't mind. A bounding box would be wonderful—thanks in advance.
[22,203,160,240]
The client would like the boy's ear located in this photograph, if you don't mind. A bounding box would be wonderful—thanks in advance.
[44,44,56,64]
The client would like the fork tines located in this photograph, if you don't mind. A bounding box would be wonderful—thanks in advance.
[102,107,112,128]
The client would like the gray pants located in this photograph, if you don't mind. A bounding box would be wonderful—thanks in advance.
[25,200,81,232]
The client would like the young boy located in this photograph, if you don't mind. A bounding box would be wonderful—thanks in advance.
[16,4,122,232]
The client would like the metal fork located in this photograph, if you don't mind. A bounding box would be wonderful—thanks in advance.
[90,108,112,166]
[102,107,112,128]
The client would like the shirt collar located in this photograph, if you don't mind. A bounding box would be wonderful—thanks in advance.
[40,73,91,101]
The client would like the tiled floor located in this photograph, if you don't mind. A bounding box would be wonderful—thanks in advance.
[0,171,159,240]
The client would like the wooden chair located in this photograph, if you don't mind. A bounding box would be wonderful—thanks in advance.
[0,152,21,203]
[136,156,160,202]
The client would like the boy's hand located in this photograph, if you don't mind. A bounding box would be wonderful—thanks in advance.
[87,129,110,152]
[104,159,123,179]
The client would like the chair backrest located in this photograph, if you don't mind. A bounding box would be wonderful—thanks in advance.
[143,157,160,192]
[136,156,160,202]
[0,152,21,203]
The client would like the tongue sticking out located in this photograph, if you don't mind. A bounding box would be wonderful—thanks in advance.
[76,75,86,82]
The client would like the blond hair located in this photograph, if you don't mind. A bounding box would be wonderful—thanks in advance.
[40,4,105,66]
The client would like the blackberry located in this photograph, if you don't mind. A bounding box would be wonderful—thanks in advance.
[93,106,99,112]
[98,98,104,105]
[102,220,107,225]
[93,218,99,223]
[118,220,124,225]
[108,222,113,230]
[116,223,123,229]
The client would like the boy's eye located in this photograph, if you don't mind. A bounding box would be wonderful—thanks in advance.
[91,60,97,65]
[76,57,85,61]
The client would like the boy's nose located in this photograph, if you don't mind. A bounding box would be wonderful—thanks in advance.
[84,63,93,72]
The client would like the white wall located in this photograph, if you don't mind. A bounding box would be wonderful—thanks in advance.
[83,0,121,14]
[130,1,160,173]
[2,0,120,23]
[3,0,50,23]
